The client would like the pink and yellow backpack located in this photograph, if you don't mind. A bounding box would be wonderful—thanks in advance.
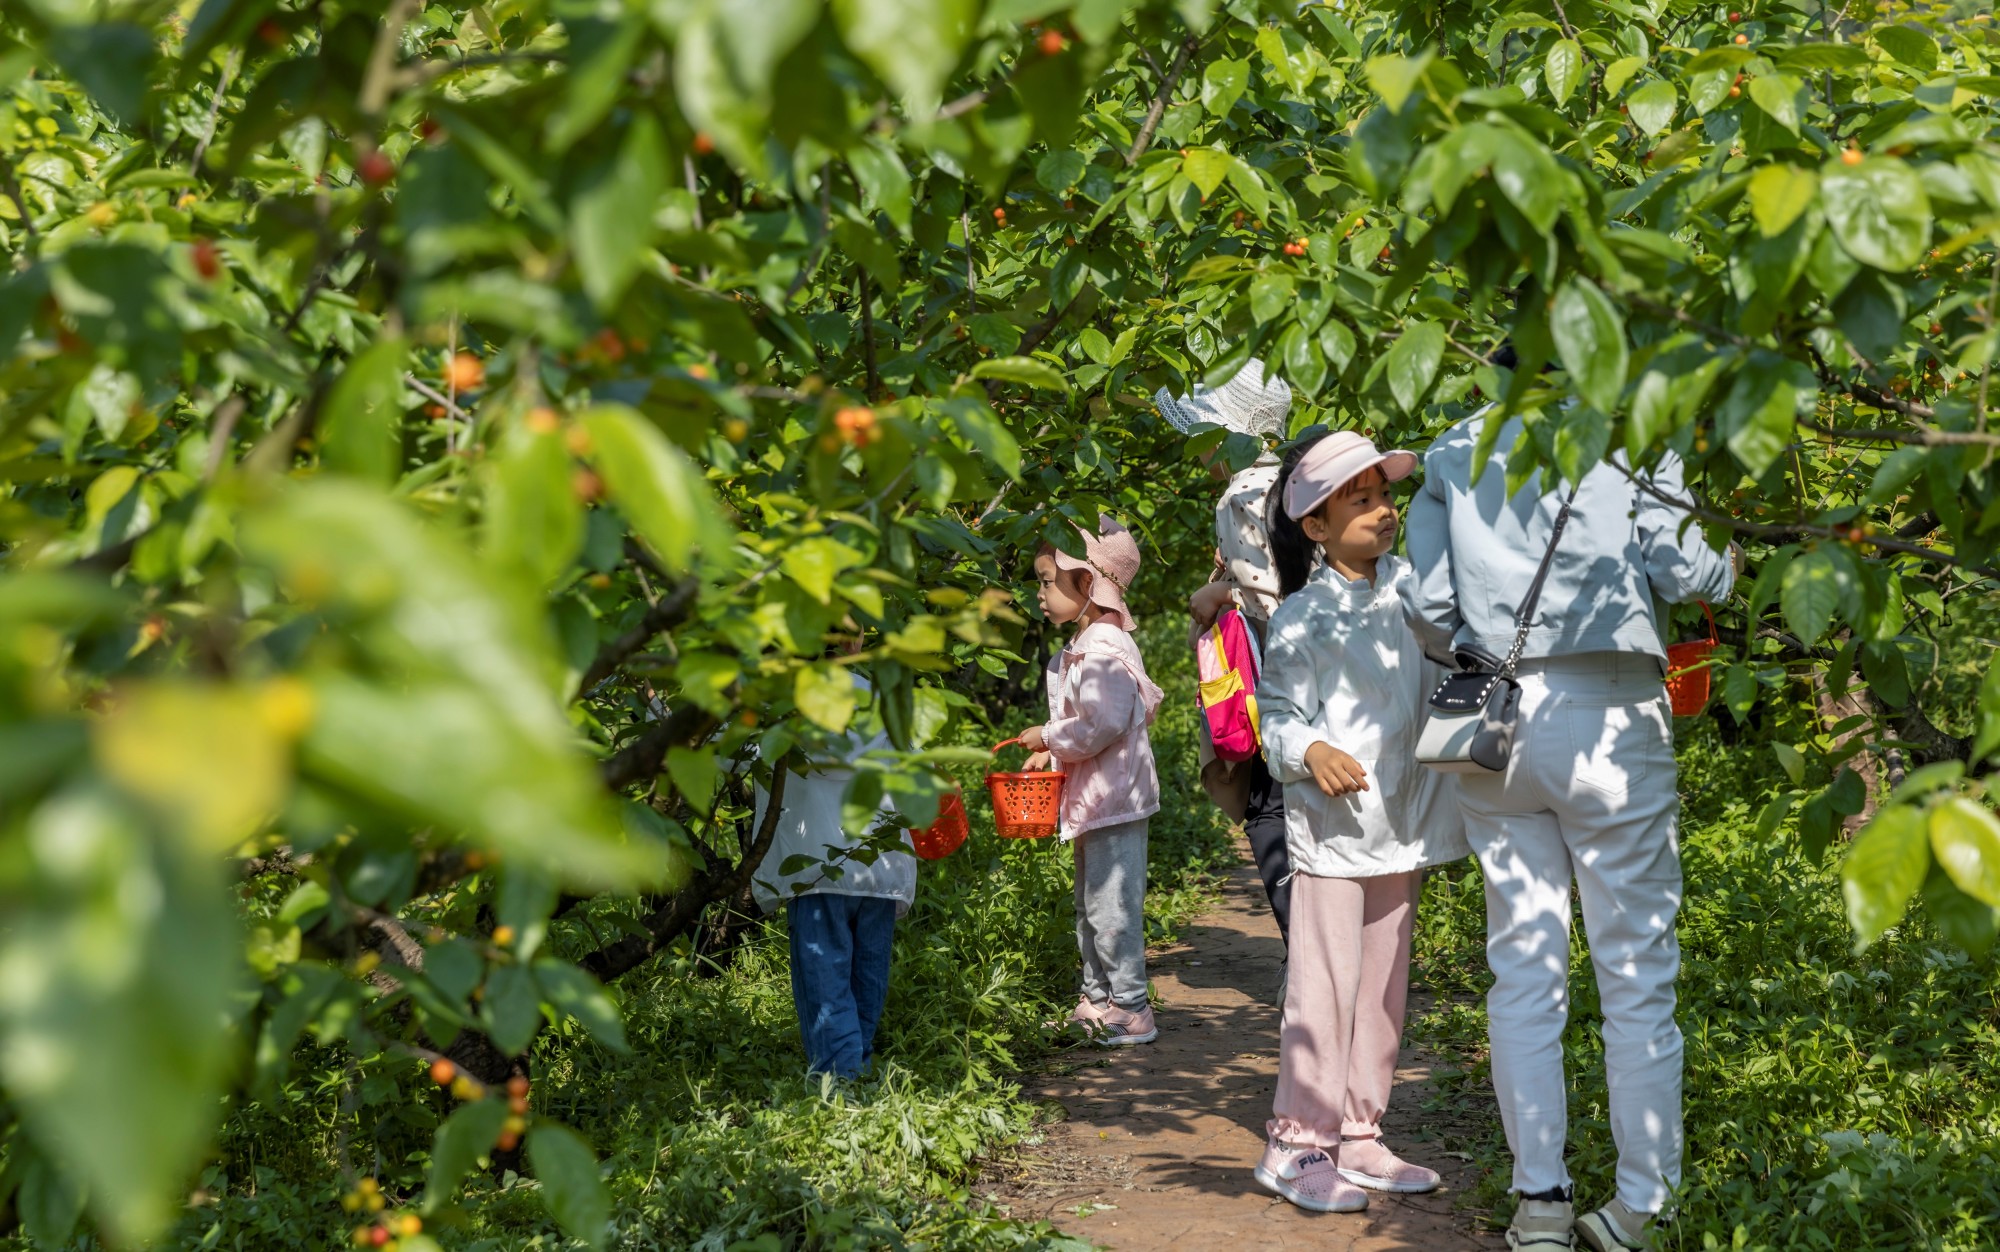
[1197,606,1262,762]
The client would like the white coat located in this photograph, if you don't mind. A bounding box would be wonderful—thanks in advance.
[1257,556,1469,879]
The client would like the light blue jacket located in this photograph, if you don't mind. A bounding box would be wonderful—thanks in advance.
[1402,413,1735,667]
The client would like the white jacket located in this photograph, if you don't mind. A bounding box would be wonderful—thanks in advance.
[749,678,916,915]
[1258,557,1469,879]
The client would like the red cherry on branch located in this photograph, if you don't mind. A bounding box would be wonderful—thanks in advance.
[357,150,395,186]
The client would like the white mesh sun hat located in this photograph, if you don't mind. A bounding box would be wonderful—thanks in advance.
[1153,357,1292,440]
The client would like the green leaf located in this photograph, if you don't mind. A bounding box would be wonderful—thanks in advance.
[830,0,976,105]
[1844,804,1932,948]
[1773,742,1806,785]
[1627,79,1677,136]
[1385,322,1446,414]
[1365,52,1428,113]
[1603,55,1645,97]
[318,341,407,486]
[1717,353,1809,477]
[1821,157,1933,272]
[1489,130,1562,233]
[1549,279,1628,413]
[46,24,155,127]
[533,961,630,1053]
[1319,319,1357,378]
[1035,149,1085,194]
[580,405,731,573]
[832,217,901,293]
[1258,26,1320,95]
[781,537,866,604]
[486,419,585,588]
[570,113,666,310]
[482,965,543,1056]
[1747,164,1818,238]
[1930,797,2000,908]
[970,356,1069,391]
[1975,659,2000,763]
[0,789,235,1245]
[1545,39,1583,105]
[302,675,678,891]
[17,1148,86,1248]
[664,744,721,815]
[424,1099,510,1213]
[1874,25,1940,74]
[1744,75,1799,136]
[1182,147,1231,199]
[795,663,859,732]
[1249,271,1295,325]
[849,140,913,232]
[1552,406,1611,488]
[1202,57,1250,119]
[528,1124,612,1249]
[1780,549,1843,645]
[944,398,1022,476]
[672,0,818,172]
[1922,862,2000,954]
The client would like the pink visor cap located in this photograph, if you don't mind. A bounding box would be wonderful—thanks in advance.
[1281,430,1419,520]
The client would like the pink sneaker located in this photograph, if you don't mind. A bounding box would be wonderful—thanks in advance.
[1254,1139,1368,1213]
[1336,1137,1441,1194]
[1047,996,1107,1033]
[1097,1002,1157,1045]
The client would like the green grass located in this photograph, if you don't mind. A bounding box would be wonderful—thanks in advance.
[1408,712,2000,1252]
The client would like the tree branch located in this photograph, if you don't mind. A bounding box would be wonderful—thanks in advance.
[600,702,716,791]
[576,575,700,694]
[1127,35,1200,167]
[579,755,791,981]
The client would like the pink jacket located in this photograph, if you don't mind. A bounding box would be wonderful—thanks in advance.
[1042,621,1164,840]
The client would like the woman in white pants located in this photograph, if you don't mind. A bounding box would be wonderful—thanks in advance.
[1402,409,1738,1252]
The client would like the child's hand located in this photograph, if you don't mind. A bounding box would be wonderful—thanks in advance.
[1189,581,1234,628]
[1018,725,1048,753]
[1024,751,1053,772]
[1304,742,1369,797]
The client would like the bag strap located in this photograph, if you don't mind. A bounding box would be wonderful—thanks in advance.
[1499,482,1583,678]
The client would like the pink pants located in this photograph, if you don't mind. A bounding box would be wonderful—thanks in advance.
[1268,869,1420,1148]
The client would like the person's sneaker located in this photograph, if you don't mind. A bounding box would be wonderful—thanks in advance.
[1046,995,1107,1034]
[1253,1139,1368,1213]
[1575,1198,1655,1251]
[1336,1137,1441,1193]
[1507,1198,1576,1249]
[1098,1002,1157,1045]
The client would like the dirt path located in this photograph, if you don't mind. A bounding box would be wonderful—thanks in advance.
[984,845,1504,1251]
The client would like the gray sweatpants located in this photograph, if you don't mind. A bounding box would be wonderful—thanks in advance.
[1072,818,1149,1010]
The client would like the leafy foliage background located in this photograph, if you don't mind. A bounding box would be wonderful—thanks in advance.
[4,0,2000,1246]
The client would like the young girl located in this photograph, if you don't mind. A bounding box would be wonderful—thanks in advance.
[1019,517,1164,1046]
[1251,430,1468,1211]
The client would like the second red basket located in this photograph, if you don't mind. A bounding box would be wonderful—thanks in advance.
[910,791,968,860]
[985,738,1066,839]
[1664,601,1719,717]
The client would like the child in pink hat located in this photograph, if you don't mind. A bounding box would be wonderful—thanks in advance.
[1019,517,1165,1045]
[1249,430,1468,1212]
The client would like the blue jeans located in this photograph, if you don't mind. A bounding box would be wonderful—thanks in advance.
[787,894,897,1079]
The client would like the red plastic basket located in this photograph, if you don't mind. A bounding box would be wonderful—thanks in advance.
[984,738,1066,839]
[910,791,968,860]
[1665,601,1719,717]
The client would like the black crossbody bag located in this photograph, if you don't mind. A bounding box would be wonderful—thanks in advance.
[1414,487,1578,774]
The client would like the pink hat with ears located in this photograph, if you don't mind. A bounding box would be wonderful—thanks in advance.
[1050,517,1141,632]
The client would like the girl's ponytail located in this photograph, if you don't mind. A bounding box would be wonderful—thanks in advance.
[1267,431,1329,599]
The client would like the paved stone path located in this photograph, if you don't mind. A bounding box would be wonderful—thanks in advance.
[983,847,1505,1250]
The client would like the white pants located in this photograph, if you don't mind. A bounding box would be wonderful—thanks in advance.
[1456,653,1682,1214]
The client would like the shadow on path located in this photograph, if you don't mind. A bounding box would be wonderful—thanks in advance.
[981,845,1503,1251]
